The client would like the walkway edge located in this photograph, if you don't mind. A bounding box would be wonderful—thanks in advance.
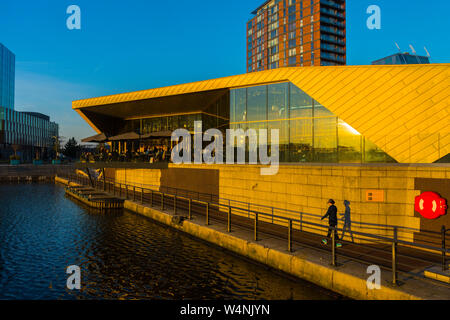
[124,200,422,300]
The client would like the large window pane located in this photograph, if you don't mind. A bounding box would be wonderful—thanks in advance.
[268,120,289,162]
[268,83,288,162]
[314,99,334,117]
[290,118,313,162]
[234,88,247,123]
[364,137,396,163]
[338,118,362,163]
[290,83,312,118]
[268,83,288,120]
[314,117,337,162]
[230,90,235,123]
[247,85,267,122]
[290,83,313,162]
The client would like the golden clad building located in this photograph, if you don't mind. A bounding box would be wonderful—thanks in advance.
[73,64,450,240]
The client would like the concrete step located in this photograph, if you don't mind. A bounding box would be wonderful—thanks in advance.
[423,266,450,284]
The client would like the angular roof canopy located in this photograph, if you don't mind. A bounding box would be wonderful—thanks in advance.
[108,132,141,141]
[81,133,107,143]
[73,64,450,163]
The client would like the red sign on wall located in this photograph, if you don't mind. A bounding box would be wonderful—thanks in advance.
[415,192,447,220]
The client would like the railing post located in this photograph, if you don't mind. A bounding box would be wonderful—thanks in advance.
[119,184,122,197]
[206,203,210,226]
[188,199,192,220]
[254,212,258,241]
[150,190,153,207]
[141,188,143,204]
[300,212,303,232]
[331,226,337,267]
[133,186,136,202]
[248,203,250,218]
[392,226,398,285]
[442,225,447,272]
[272,207,274,224]
[288,219,292,252]
[161,193,164,210]
[227,206,231,233]
[125,185,128,199]
[174,195,177,214]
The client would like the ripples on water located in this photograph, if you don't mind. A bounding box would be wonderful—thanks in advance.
[0,183,341,300]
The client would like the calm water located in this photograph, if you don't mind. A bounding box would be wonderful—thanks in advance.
[0,184,341,300]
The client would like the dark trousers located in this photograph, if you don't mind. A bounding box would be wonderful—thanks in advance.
[341,222,354,242]
[326,223,338,240]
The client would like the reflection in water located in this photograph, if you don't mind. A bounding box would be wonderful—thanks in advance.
[0,184,341,300]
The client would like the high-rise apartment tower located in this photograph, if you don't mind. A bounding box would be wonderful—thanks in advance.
[247,0,346,72]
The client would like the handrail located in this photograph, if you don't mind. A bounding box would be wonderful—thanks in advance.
[63,170,447,238]
[57,169,449,285]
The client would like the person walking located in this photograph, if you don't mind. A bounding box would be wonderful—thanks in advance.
[321,199,341,247]
[340,200,354,243]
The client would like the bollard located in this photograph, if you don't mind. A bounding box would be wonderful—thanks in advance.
[442,226,447,272]
[254,213,258,241]
[188,199,192,220]
[227,206,232,233]
[206,203,210,226]
[288,219,293,252]
[392,227,398,285]
[331,226,337,267]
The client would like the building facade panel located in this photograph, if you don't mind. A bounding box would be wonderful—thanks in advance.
[0,43,15,110]
[0,107,59,161]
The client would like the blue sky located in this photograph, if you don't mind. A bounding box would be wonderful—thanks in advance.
[0,0,449,142]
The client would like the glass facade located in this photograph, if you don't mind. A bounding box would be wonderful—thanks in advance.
[230,82,396,163]
[0,43,15,110]
[0,107,58,148]
[372,53,430,65]
[121,93,230,140]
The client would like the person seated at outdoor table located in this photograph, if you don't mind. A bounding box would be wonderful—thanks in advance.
[161,146,168,162]
[155,147,162,162]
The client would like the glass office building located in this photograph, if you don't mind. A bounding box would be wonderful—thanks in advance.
[372,53,430,65]
[0,43,60,162]
[0,107,59,161]
[0,43,15,110]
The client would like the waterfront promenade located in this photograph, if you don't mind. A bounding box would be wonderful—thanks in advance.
[55,174,450,300]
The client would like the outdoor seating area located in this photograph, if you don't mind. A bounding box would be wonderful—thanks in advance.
[80,145,172,163]
[81,131,174,163]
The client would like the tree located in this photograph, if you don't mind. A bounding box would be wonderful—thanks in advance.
[62,137,81,159]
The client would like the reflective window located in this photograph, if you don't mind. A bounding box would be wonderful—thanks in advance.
[314,117,337,162]
[235,88,247,123]
[228,82,397,164]
[247,86,267,122]
[338,118,362,163]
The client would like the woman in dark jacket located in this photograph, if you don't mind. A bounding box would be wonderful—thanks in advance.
[321,199,339,245]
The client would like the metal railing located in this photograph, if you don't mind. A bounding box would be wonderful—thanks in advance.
[57,170,449,287]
